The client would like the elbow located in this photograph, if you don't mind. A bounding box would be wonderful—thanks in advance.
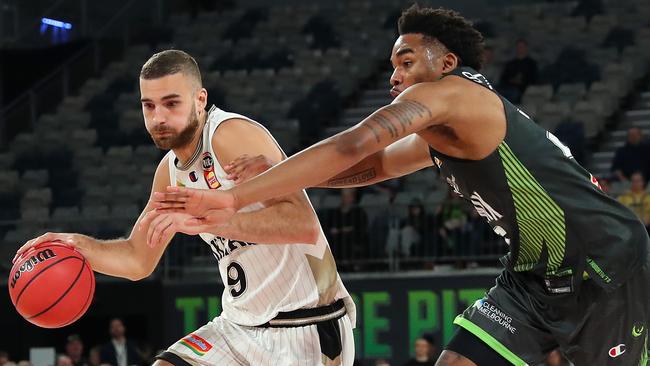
[333,131,365,159]
[126,263,154,281]
[301,222,321,245]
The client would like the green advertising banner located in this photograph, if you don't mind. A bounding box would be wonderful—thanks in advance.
[163,270,499,365]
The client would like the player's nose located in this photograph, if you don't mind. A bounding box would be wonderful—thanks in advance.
[390,69,402,87]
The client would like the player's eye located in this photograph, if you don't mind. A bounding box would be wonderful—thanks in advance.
[403,60,413,67]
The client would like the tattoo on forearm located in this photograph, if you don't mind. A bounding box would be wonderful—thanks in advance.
[366,100,432,143]
[362,123,382,143]
[327,168,377,187]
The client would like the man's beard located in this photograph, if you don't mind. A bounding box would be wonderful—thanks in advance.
[150,106,201,150]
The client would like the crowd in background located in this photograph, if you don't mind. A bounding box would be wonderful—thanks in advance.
[0,319,149,366]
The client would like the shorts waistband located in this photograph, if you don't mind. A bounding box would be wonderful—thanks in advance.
[259,299,346,328]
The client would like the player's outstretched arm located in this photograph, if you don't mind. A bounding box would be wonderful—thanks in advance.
[152,80,455,221]
[226,134,433,189]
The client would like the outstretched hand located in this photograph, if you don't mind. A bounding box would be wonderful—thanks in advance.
[139,210,231,248]
[224,154,277,184]
[149,186,238,228]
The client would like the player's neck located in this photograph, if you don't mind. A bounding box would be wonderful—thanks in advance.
[173,111,207,165]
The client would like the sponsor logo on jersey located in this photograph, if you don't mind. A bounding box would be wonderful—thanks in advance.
[470,192,503,223]
[200,152,221,189]
[633,323,645,338]
[179,333,212,356]
[461,71,494,90]
[589,173,602,190]
[473,299,517,334]
[609,344,626,358]
[204,170,221,189]
[208,236,256,262]
[201,152,214,171]
[433,156,443,169]
[189,171,198,182]
[446,175,462,197]
[11,248,57,288]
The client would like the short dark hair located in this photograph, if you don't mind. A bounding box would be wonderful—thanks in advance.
[398,5,485,70]
[140,49,202,88]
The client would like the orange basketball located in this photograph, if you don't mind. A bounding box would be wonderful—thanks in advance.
[8,242,95,328]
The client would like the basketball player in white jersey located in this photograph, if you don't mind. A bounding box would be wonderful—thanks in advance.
[14,50,355,366]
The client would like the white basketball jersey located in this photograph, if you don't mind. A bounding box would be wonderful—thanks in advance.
[165,106,355,327]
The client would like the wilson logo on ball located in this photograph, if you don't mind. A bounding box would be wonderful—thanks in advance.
[10,249,57,288]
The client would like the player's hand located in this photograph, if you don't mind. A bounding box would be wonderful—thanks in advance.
[13,232,88,264]
[140,210,218,248]
[151,186,237,217]
[224,154,277,184]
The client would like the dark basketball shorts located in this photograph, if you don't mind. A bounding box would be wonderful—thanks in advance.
[449,259,650,365]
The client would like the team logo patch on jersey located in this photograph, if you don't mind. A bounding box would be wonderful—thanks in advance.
[189,171,198,182]
[179,333,212,356]
[201,152,214,171]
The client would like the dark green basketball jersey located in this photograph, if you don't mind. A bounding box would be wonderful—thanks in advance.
[429,67,649,292]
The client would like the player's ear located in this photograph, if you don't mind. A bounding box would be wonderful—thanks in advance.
[441,53,458,73]
[196,88,208,110]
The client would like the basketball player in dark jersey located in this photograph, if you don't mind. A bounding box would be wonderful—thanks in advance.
[148,5,650,365]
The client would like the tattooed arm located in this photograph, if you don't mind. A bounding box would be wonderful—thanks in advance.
[152,81,456,216]
[315,134,433,188]
[219,80,453,209]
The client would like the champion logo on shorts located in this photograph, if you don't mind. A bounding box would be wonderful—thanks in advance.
[608,344,626,358]
[179,333,213,356]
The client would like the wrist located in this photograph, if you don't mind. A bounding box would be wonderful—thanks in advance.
[230,187,243,210]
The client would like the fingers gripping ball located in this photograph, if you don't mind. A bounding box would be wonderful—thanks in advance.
[8,242,95,328]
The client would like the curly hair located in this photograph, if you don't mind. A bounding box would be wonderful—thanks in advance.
[398,5,485,70]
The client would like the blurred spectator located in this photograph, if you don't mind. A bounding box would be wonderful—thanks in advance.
[499,39,538,103]
[16,362,31,366]
[370,202,402,259]
[597,176,612,196]
[403,338,435,366]
[399,199,432,256]
[436,193,469,256]
[480,46,500,82]
[618,172,650,233]
[422,333,440,360]
[65,335,88,366]
[375,360,391,366]
[570,0,604,21]
[0,351,9,365]
[4,363,16,366]
[611,127,650,181]
[100,318,143,366]
[324,188,368,260]
[88,347,101,366]
[56,355,73,366]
